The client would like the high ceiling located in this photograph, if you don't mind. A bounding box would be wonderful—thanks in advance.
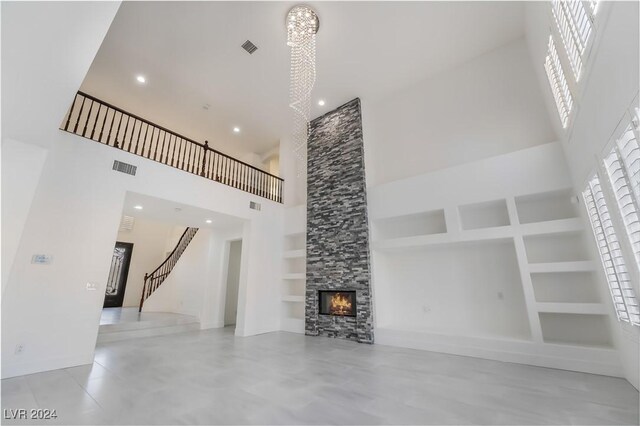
[81,1,525,159]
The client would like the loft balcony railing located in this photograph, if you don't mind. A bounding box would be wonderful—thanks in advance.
[61,91,283,203]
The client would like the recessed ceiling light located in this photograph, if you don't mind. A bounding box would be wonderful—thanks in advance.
[134,205,143,210]
[136,75,146,84]
[233,127,240,133]
[205,219,212,224]
[318,99,325,106]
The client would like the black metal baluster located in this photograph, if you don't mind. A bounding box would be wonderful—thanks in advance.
[171,136,178,167]
[122,116,131,151]
[106,109,116,146]
[90,104,101,140]
[82,100,94,136]
[135,121,144,154]
[186,143,193,172]
[160,132,168,163]
[98,106,110,143]
[73,96,86,133]
[153,130,161,160]
[126,119,136,152]
[194,144,200,174]
[191,144,196,173]
[64,93,79,131]
[113,112,123,149]
[179,139,186,170]
[191,144,197,173]
[146,127,155,158]
[209,150,215,180]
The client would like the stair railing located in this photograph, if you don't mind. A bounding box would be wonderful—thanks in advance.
[139,227,199,312]
[61,91,284,203]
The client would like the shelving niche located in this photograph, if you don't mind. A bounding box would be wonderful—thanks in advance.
[459,199,510,230]
[281,230,306,333]
[372,186,615,359]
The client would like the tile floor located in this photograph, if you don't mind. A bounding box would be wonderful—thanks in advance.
[1,327,638,425]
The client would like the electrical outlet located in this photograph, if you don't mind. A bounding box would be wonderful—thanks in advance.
[86,282,98,291]
[14,344,24,355]
[422,305,431,313]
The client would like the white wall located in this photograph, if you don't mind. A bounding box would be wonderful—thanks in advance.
[375,241,530,340]
[224,240,242,326]
[2,133,283,378]
[366,38,555,186]
[1,139,48,295]
[526,1,640,390]
[115,217,175,307]
[1,1,121,149]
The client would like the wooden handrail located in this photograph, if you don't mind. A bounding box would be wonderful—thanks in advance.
[139,227,199,311]
[62,91,284,203]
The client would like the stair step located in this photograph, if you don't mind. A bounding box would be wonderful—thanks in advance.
[97,314,199,343]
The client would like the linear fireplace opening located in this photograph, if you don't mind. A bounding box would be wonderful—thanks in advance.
[318,290,356,317]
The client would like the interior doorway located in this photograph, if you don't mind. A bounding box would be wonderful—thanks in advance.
[103,241,134,308]
[224,239,242,326]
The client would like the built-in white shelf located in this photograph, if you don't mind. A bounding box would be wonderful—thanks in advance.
[373,227,513,251]
[536,302,606,315]
[283,273,305,280]
[283,249,306,259]
[282,295,305,303]
[528,261,596,273]
[519,217,584,236]
[373,216,589,252]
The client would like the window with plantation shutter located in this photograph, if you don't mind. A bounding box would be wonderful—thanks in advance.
[544,36,574,128]
[604,124,640,266]
[583,176,640,326]
[551,0,594,80]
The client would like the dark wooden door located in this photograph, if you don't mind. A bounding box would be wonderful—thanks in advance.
[103,242,134,308]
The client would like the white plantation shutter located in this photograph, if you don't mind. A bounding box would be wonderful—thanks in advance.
[584,176,640,325]
[604,124,640,266]
[551,0,593,80]
[616,124,640,204]
[544,36,574,128]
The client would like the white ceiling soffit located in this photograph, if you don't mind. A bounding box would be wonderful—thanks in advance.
[80,1,525,158]
[1,1,121,148]
[122,192,245,230]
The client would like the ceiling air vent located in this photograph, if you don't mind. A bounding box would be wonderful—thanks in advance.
[249,201,261,211]
[119,215,135,232]
[241,40,258,54]
[112,160,137,176]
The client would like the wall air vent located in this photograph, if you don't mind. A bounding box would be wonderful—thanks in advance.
[119,215,135,232]
[241,40,258,54]
[250,201,261,211]
[112,160,137,176]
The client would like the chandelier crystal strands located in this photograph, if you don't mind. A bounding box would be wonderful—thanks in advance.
[286,5,319,176]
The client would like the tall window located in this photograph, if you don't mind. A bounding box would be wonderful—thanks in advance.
[584,176,640,325]
[544,36,574,128]
[604,124,640,265]
[551,0,594,80]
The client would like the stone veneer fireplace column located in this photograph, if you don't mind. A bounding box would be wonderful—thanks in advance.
[305,98,374,343]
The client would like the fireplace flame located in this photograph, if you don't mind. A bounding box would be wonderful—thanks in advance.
[330,292,353,315]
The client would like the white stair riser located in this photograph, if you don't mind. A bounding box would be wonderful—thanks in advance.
[97,322,200,343]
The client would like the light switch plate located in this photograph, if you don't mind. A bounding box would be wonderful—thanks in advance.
[31,254,52,265]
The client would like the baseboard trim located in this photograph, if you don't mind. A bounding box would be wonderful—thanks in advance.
[375,328,624,378]
[1,353,94,379]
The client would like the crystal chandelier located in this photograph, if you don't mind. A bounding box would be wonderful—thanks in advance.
[286,5,319,176]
